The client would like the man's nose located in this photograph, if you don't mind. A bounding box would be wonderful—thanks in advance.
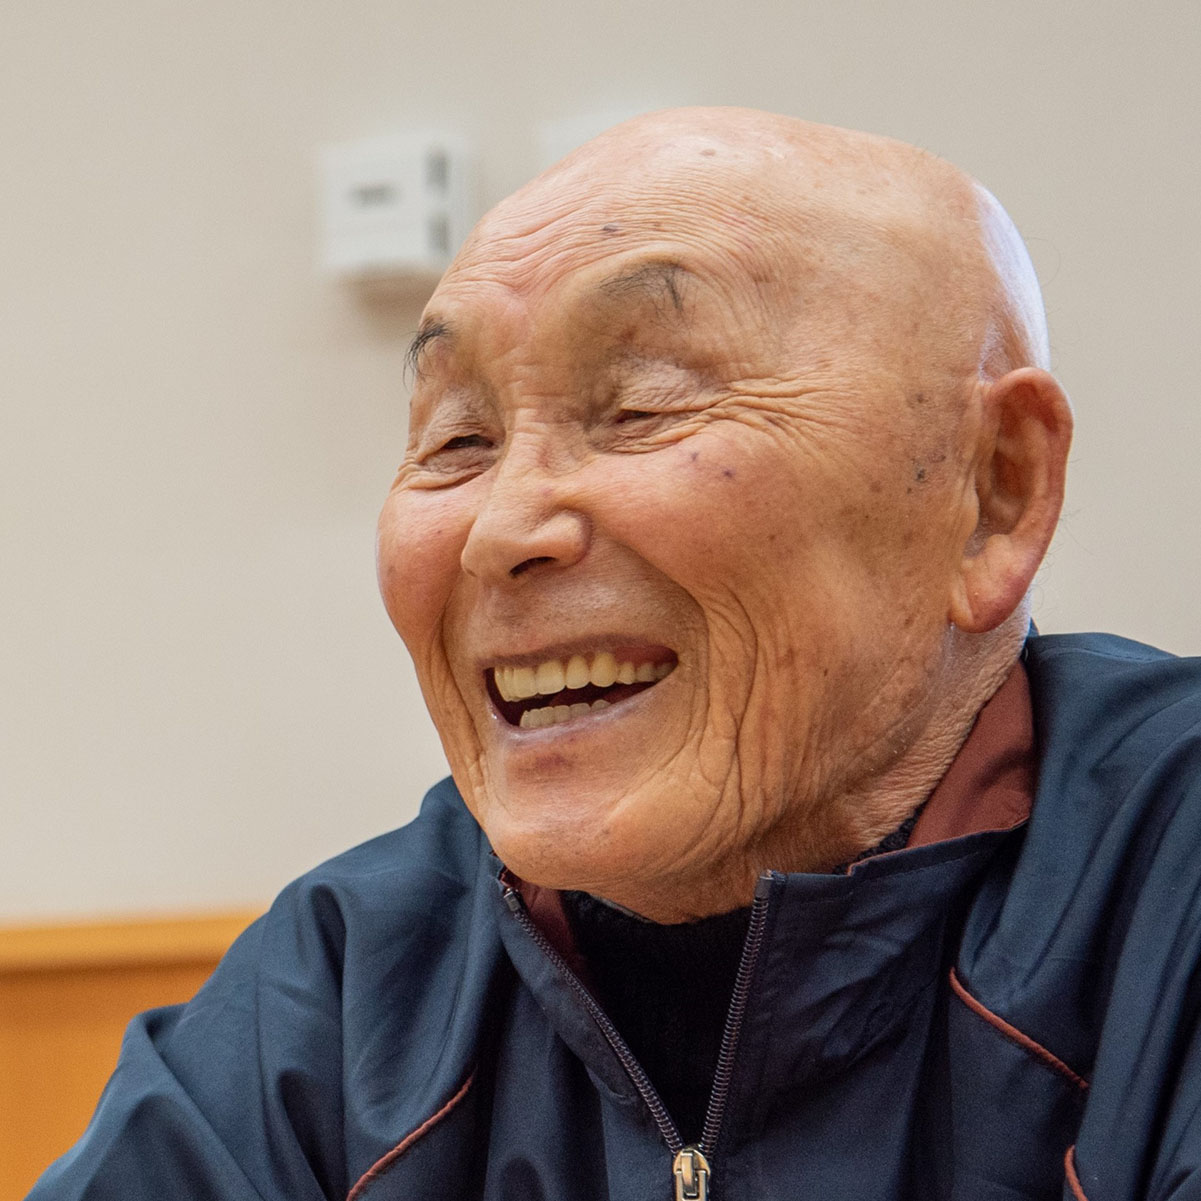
[459,438,591,583]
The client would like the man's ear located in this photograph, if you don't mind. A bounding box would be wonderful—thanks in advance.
[949,367,1073,633]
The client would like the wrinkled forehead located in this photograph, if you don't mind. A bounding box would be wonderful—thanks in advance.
[438,167,799,313]
[464,181,902,309]
[421,129,990,380]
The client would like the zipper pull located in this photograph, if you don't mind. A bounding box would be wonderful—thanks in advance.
[673,1146,711,1201]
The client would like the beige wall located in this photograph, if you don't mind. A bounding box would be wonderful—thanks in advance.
[3,0,1198,920]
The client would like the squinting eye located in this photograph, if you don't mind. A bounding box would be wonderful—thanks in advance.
[441,434,492,450]
[616,410,660,424]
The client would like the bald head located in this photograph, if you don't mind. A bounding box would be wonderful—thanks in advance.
[449,108,1048,392]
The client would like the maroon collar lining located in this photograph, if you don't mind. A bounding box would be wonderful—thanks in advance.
[908,661,1036,849]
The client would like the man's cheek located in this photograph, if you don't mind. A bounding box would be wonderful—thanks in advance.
[424,653,471,720]
[377,509,463,642]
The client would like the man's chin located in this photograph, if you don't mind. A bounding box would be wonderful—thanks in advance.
[480,803,661,894]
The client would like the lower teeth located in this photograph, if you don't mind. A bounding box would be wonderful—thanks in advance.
[519,697,610,729]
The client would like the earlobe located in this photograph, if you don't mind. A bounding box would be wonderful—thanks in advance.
[949,368,1073,633]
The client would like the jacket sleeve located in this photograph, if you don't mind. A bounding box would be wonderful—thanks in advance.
[1071,1021,1201,1201]
[1141,1021,1201,1201]
[26,893,348,1201]
[1064,735,1201,1201]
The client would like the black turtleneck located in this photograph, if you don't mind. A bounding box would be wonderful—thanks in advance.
[562,890,750,1143]
[560,807,924,1143]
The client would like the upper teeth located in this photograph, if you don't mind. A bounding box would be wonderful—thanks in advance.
[494,652,674,702]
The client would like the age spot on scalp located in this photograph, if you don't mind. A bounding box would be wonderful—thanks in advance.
[722,467,735,479]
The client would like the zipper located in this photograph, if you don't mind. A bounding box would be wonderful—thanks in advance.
[504,872,774,1199]
[503,886,682,1150]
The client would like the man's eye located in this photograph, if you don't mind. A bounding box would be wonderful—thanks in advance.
[439,434,492,451]
[413,432,495,476]
[615,409,662,424]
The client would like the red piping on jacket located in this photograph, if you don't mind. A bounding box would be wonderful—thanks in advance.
[1065,1144,1088,1199]
[949,968,1089,1092]
[346,1070,476,1201]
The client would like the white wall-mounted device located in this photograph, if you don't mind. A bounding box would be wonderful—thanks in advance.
[318,134,477,283]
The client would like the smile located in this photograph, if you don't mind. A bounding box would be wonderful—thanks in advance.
[487,649,676,729]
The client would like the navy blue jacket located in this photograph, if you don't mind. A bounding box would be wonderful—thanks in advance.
[29,634,1201,1199]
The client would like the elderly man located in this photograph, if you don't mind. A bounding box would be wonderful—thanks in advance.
[31,109,1201,1200]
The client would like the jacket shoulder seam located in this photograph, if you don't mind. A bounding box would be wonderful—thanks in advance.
[346,1069,476,1201]
[949,967,1089,1092]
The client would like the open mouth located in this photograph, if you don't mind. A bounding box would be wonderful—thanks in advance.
[487,649,677,729]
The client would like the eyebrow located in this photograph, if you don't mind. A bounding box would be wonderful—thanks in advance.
[405,319,452,380]
[405,261,692,379]
[597,261,691,320]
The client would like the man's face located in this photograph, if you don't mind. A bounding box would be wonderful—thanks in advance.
[376,134,979,918]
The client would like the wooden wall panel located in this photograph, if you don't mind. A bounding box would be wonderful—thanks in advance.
[0,912,260,1199]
